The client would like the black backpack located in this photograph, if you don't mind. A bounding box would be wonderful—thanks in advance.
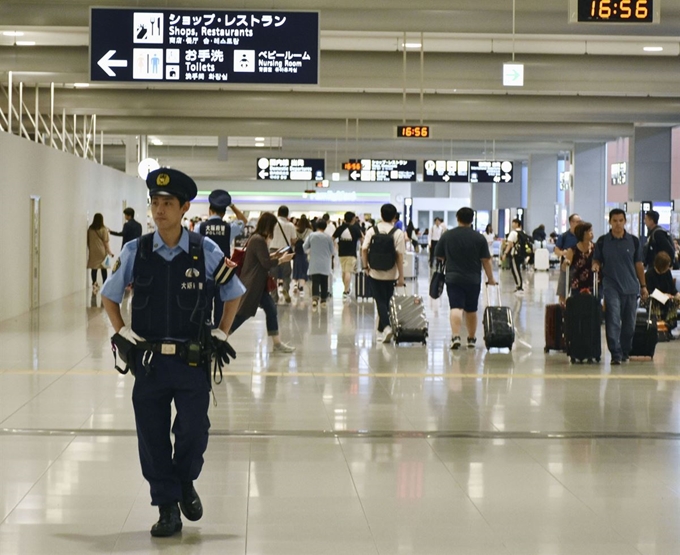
[367,226,397,271]
[515,230,533,257]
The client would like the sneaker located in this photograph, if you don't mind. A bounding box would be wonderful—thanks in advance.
[273,341,296,353]
[343,291,350,300]
[450,336,462,350]
[312,300,318,310]
[467,337,477,349]
[92,282,99,292]
[320,301,327,309]
[283,291,292,303]
[382,326,393,343]
[612,358,622,366]
[514,288,525,296]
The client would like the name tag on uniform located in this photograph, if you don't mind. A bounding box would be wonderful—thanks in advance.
[161,344,176,355]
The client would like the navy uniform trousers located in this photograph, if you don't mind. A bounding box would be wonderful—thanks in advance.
[132,353,210,506]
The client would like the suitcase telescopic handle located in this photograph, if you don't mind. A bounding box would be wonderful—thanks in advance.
[484,282,502,307]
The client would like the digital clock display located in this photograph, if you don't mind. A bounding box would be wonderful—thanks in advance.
[574,0,656,22]
[396,125,430,138]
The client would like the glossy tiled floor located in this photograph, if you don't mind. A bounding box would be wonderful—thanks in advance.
[2,255,680,554]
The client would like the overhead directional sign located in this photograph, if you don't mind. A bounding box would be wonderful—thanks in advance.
[90,8,319,84]
[503,63,524,87]
[423,160,470,182]
[257,158,324,181]
[346,159,417,182]
[424,160,514,183]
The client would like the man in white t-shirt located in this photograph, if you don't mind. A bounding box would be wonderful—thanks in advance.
[428,218,447,268]
[270,205,297,303]
[361,203,406,344]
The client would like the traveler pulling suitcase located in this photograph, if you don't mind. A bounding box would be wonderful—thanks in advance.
[630,305,657,359]
[534,248,550,271]
[389,291,428,345]
[483,284,514,350]
[355,271,373,302]
[565,272,601,364]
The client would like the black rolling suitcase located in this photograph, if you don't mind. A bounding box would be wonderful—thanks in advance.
[355,271,373,302]
[483,285,514,350]
[565,273,601,364]
[389,293,428,345]
[630,306,657,359]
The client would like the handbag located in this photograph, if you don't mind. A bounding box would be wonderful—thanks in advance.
[102,255,112,269]
[266,275,277,293]
[429,260,446,299]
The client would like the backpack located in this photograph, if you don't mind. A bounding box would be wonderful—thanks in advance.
[515,230,533,257]
[367,226,397,271]
[645,227,675,265]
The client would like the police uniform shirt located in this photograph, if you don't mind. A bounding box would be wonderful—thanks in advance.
[101,229,246,306]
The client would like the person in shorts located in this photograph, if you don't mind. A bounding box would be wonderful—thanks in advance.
[333,211,363,300]
[435,207,496,349]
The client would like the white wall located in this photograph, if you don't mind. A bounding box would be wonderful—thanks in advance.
[0,132,146,321]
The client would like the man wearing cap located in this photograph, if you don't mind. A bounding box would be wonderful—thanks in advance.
[101,168,246,538]
[110,207,143,248]
[198,189,247,326]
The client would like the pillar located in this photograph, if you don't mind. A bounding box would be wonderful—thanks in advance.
[573,143,607,237]
[527,154,558,233]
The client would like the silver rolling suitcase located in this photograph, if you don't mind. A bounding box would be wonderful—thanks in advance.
[389,293,428,345]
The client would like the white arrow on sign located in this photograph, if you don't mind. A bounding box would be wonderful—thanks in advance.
[258,170,269,179]
[502,173,512,182]
[350,171,360,180]
[443,174,450,182]
[98,50,128,77]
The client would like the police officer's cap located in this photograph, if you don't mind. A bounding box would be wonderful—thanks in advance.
[146,168,197,202]
[208,189,232,209]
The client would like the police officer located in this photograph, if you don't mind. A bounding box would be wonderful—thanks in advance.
[197,189,247,326]
[101,168,245,537]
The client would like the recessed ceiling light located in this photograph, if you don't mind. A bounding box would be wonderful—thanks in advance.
[643,46,663,52]
[254,137,265,141]
[255,143,265,147]
[404,42,422,48]
[73,83,90,88]
[16,41,36,46]
[3,31,25,37]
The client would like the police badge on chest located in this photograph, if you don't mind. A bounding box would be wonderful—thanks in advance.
[182,268,203,290]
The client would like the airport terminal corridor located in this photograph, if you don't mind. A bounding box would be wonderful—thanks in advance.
[2,261,680,555]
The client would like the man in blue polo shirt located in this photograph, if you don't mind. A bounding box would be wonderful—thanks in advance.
[592,208,648,365]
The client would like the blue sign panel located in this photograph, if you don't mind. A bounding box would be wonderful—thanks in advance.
[90,8,319,84]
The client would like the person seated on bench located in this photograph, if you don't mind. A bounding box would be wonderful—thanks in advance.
[645,252,680,330]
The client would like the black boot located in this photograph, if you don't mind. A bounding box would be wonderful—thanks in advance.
[179,482,203,521]
[150,503,182,537]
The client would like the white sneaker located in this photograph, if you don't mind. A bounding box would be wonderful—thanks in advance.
[273,342,296,353]
[514,288,525,296]
[381,326,393,344]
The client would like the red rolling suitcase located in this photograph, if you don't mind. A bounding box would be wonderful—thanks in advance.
[544,269,567,353]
